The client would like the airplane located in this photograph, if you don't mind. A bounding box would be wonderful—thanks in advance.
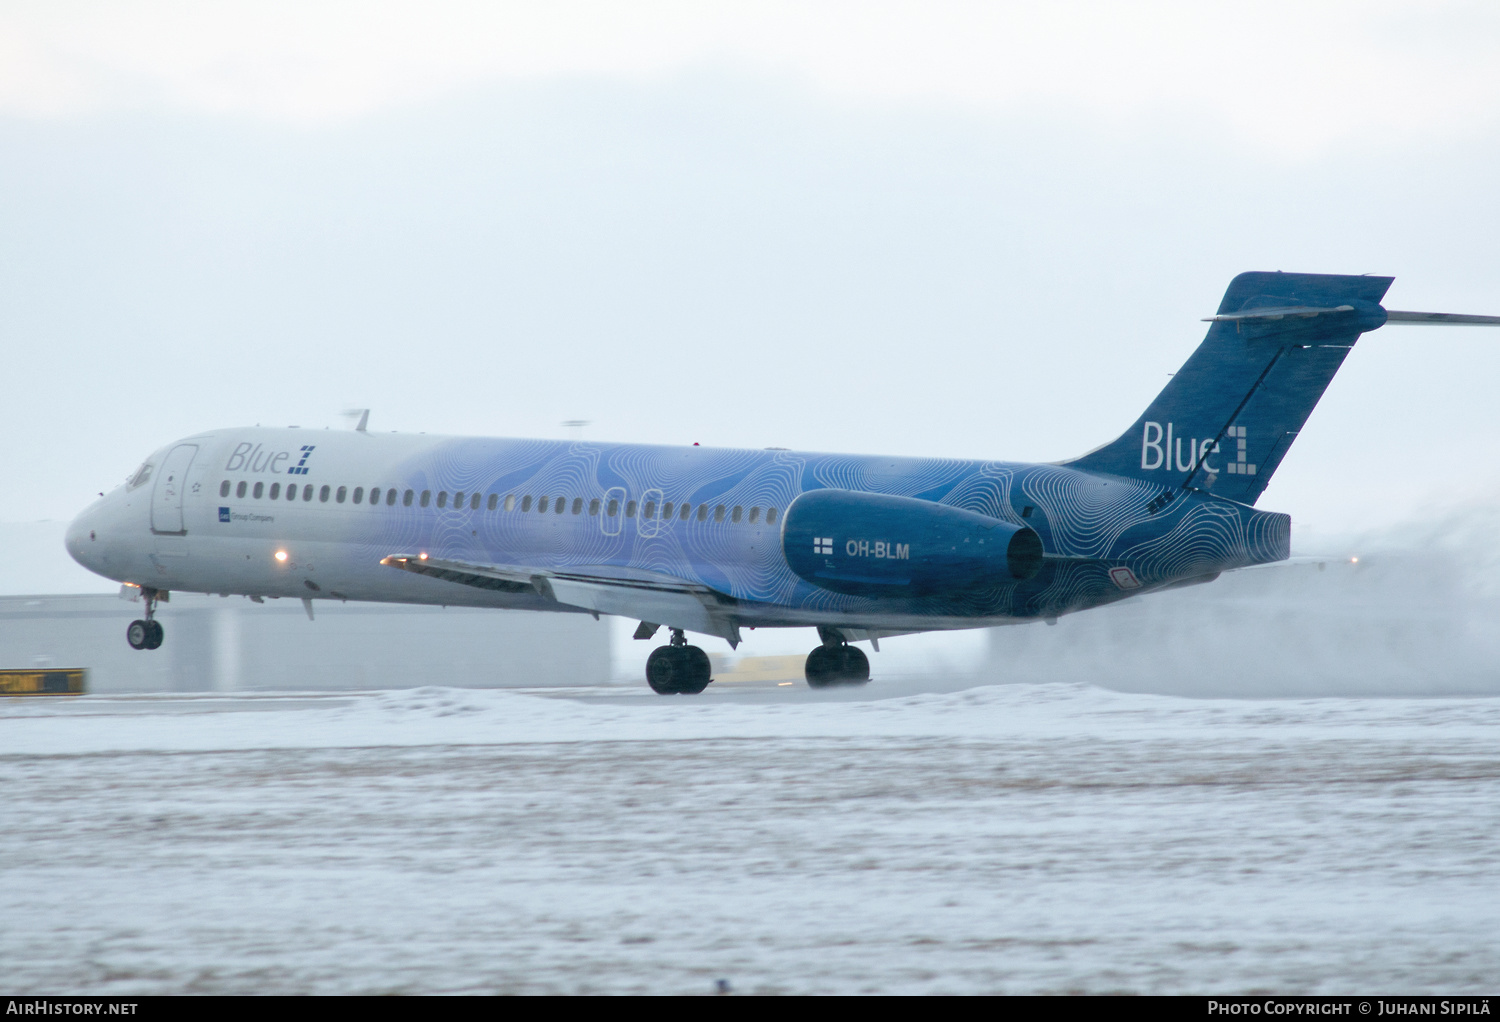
[65,272,1500,694]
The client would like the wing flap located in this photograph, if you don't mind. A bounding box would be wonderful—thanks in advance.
[380,554,743,645]
[381,555,535,593]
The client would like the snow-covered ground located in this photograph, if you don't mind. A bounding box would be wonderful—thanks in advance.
[3,682,1499,994]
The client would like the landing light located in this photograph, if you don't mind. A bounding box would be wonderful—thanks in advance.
[419,552,428,560]
[1350,556,1359,564]
[275,550,288,562]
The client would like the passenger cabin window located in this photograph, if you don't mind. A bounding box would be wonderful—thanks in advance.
[749,507,760,523]
[696,504,707,521]
[336,486,347,503]
[236,481,247,498]
[403,489,414,506]
[420,490,431,507]
[319,485,330,502]
[644,501,657,519]
[386,488,397,506]
[219,480,230,497]
[625,500,637,518]
[589,498,601,515]
[269,482,280,499]
[488,494,498,511]
[555,498,565,515]
[453,491,463,507]
[732,506,743,523]
[521,495,533,512]
[607,498,619,516]
[766,507,778,524]
[537,496,549,513]
[286,485,296,501]
[253,482,264,499]
[352,487,363,504]
[571,497,583,514]
[505,494,516,511]
[714,505,726,522]
[299,484,311,501]
[680,503,691,520]
[662,501,674,519]
[437,491,447,508]
[471,494,481,510]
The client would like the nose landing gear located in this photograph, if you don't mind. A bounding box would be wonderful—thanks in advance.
[126,588,165,650]
[646,628,712,695]
[805,627,870,687]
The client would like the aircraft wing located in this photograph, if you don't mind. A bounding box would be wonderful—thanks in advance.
[380,554,744,645]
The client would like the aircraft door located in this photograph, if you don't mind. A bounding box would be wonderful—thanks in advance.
[600,486,626,537]
[151,444,199,534]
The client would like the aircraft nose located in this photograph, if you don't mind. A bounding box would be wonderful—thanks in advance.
[65,506,102,572]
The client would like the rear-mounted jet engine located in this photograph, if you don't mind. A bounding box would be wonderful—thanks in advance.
[782,489,1043,596]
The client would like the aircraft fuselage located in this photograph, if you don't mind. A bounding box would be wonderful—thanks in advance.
[67,426,1288,634]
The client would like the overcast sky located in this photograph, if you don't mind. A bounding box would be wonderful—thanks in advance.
[5,1,1500,555]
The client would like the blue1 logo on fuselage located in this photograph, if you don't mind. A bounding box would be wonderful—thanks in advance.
[223,442,316,476]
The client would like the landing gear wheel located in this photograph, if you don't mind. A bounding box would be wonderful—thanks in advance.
[836,644,870,683]
[805,643,871,687]
[646,647,682,694]
[126,588,166,651]
[805,645,839,687]
[646,643,713,695]
[128,619,164,650]
[676,646,712,694]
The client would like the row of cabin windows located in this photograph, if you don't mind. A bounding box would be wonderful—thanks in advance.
[218,478,778,524]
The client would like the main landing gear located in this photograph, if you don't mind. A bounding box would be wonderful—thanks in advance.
[646,628,712,695]
[805,627,870,688]
[126,587,164,651]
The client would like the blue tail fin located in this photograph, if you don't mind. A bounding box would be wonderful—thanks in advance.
[1066,271,1393,504]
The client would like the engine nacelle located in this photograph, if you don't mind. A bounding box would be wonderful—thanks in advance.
[782,488,1043,596]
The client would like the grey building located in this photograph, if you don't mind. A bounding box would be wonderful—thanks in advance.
[0,592,613,693]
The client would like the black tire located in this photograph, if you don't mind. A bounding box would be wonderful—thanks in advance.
[646,646,685,694]
[806,644,870,686]
[805,645,840,687]
[127,620,148,650]
[145,620,164,650]
[837,644,870,683]
[677,645,712,694]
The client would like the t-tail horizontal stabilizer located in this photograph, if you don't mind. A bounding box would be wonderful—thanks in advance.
[1067,271,1500,507]
[1382,311,1500,326]
[1206,307,1500,327]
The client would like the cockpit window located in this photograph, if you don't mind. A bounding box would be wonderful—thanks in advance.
[127,462,153,490]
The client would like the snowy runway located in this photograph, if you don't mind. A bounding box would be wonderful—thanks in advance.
[3,683,1498,994]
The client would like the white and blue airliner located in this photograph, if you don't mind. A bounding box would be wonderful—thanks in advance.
[66,272,1499,693]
